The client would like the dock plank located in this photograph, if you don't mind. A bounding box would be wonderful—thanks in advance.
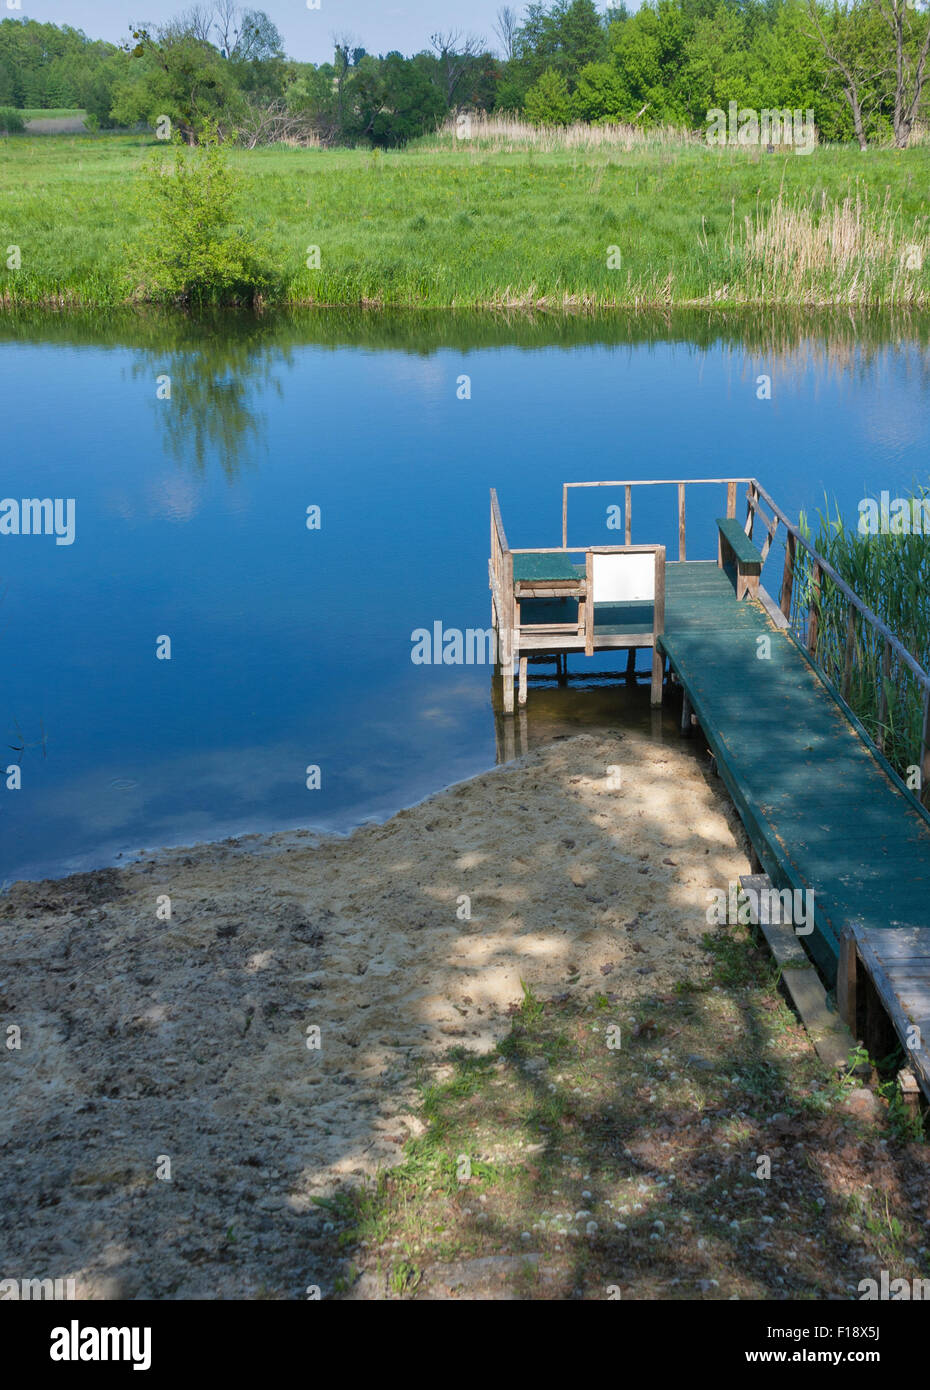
[661,562,930,981]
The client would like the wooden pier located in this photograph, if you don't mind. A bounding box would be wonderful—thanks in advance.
[489,477,930,1098]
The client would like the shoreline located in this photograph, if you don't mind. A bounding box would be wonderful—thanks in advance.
[0,730,752,1296]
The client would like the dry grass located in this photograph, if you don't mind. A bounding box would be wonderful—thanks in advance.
[426,111,697,153]
[725,185,929,305]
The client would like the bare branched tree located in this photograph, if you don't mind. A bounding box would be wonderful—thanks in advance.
[873,0,930,146]
[179,4,216,43]
[213,0,240,58]
[331,31,361,130]
[429,30,488,105]
[806,0,874,150]
[234,95,326,147]
[494,6,518,61]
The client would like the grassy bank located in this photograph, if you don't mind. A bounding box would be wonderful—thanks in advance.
[1,132,930,308]
[325,927,928,1300]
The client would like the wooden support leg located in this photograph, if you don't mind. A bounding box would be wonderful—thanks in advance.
[650,647,664,705]
[626,647,636,681]
[680,689,693,736]
[501,628,515,715]
[837,928,858,1034]
[518,656,528,706]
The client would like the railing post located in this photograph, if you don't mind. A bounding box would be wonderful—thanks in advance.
[746,481,756,540]
[921,686,930,807]
[678,483,686,562]
[780,530,796,621]
[562,485,568,548]
[727,481,737,519]
[625,485,631,545]
[807,561,821,657]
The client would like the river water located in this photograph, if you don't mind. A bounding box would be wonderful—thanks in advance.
[2,308,929,882]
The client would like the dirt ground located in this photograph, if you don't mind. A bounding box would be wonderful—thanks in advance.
[0,729,756,1298]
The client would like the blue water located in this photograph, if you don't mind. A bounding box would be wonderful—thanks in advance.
[3,314,929,882]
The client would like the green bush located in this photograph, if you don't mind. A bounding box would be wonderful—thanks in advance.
[0,107,25,134]
[130,133,281,306]
[523,69,573,126]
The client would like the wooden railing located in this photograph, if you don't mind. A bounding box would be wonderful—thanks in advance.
[746,479,930,803]
[561,477,754,555]
[503,480,930,800]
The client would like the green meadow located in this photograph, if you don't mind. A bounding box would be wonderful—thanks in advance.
[2,130,930,308]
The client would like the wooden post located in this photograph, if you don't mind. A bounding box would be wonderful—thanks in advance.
[780,530,796,621]
[806,561,821,657]
[518,656,528,706]
[625,485,632,546]
[726,481,737,519]
[921,686,930,808]
[501,627,515,714]
[651,546,666,705]
[837,926,858,1032]
[680,689,693,736]
[562,485,568,549]
[678,483,686,562]
[584,549,595,657]
[746,481,756,541]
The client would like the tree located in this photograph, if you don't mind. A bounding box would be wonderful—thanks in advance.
[806,1,884,149]
[572,60,629,119]
[872,0,930,145]
[132,128,278,302]
[494,6,519,59]
[429,30,488,105]
[370,52,447,145]
[113,25,244,142]
[524,66,574,121]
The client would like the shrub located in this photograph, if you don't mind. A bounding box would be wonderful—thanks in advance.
[131,132,280,306]
[0,108,25,134]
[523,70,573,127]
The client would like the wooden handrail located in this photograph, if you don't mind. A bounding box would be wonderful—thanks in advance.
[490,487,509,554]
[749,479,930,694]
[561,477,755,548]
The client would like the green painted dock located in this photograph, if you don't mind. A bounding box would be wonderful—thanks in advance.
[661,561,930,979]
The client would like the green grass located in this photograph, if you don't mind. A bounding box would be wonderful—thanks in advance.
[15,108,86,121]
[1,132,930,307]
[320,922,927,1299]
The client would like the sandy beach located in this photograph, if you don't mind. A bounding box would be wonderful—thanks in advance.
[0,729,756,1297]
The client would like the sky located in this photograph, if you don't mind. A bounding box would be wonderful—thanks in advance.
[18,0,578,64]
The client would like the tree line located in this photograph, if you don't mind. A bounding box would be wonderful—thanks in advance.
[1,0,928,147]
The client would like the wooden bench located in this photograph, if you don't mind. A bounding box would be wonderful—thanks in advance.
[716,517,762,600]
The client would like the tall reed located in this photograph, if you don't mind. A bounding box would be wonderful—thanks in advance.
[424,112,696,153]
[728,186,929,306]
[793,494,930,784]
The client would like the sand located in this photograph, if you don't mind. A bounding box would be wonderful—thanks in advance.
[0,730,750,1298]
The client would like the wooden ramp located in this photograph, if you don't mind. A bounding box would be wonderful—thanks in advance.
[492,478,930,1093]
[661,561,930,983]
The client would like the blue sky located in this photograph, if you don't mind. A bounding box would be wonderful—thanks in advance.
[22,0,577,64]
